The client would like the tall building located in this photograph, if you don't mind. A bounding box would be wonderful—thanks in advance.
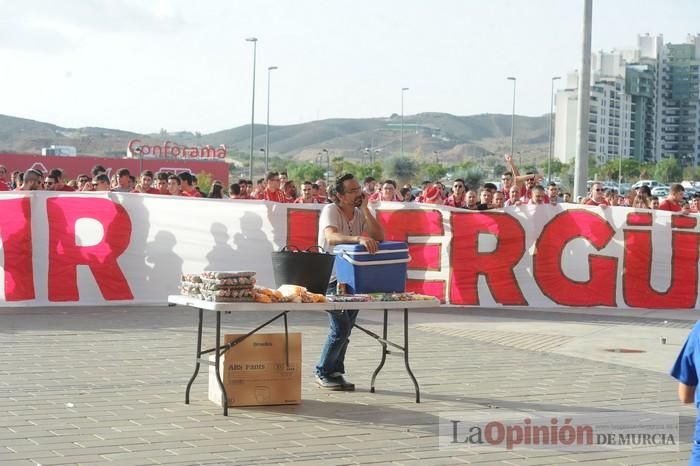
[554,33,700,168]
[659,35,700,166]
[554,52,632,165]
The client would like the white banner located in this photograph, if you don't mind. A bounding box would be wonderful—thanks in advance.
[0,192,697,309]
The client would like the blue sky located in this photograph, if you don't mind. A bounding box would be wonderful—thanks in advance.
[0,0,697,134]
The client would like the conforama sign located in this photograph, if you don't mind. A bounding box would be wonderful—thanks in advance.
[127,140,227,159]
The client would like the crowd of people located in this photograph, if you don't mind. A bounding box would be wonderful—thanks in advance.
[0,154,696,214]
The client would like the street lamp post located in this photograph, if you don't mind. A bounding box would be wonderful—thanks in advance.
[548,76,561,183]
[265,66,278,172]
[246,37,258,180]
[401,87,409,158]
[322,148,329,183]
[507,77,517,164]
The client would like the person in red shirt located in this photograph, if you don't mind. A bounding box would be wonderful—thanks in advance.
[133,170,160,194]
[284,180,298,202]
[49,168,75,191]
[0,165,9,191]
[584,182,609,207]
[19,169,42,191]
[257,171,287,202]
[154,172,170,194]
[178,172,202,197]
[445,178,467,209]
[44,174,59,191]
[237,179,251,199]
[658,184,685,212]
[167,175,182,196]
[528,185,547,205]
[369,180,402,202]
[295,181,320,203]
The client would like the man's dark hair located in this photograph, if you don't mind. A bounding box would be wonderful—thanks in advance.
[168,174,181,185]
[49,168,63,179]
[129,175,136,183]
[363,176,375,185]
[335,173,355,195]
[265,171,279,182]
[141,170,154,178]
[422,180,431,187]
[638,185,652,196]
[382,179,397,189]
[280,171,288,177]
[229,183,241,195]
[670,183,685,194]
[91,165,106,177]
[547,181,558,188]
[117,168,130,178]
[311,183,319,190]
[178,172,194,186]
[400,187,411,198]
[483,182,498,192]
[77,173,89,182]
[94,174,110,184]
[45,174,59,183]
[25,169,41,179]
[238,178,248,186]
[454,178,465,184]
[503,172,513,177]
[257,178,264,185]
[156,172,169,181]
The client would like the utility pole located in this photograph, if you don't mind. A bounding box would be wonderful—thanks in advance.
[574,0,592,199]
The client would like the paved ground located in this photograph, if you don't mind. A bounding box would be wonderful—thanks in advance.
[0,304,697,465]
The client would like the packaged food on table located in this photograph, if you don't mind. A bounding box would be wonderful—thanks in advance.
[181,274,202,283]
[200,276,256,287]
[326,294,373,303]
[200,271,256,280]
[200,288,254,299]
[201,295,255,302]
[200,281,256,291]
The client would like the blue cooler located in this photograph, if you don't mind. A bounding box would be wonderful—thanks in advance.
[333,241,410,293]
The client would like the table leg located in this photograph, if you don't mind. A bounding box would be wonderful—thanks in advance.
[283,312,289,368]
[214,311,229,416]
[185,308,204,404]
[403,308,420,403]
[370,309,389,393]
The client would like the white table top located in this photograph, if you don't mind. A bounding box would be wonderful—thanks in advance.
[168,294,440,312]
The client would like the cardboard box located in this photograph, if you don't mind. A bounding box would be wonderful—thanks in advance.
[208,333,301,407]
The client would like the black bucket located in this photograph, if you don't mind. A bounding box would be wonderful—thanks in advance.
[271,246,335,294]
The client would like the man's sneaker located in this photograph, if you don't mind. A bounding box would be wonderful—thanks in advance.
[330,372,355,391]
[315,373,344,390]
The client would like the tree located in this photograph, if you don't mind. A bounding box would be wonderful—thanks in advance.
[420,162,447,181]
[682,166,700,182]
[288,162,325,183]
[654,156,682,183]
[383,156,418,185]
[452,167,484,191]
[195,171,213,194]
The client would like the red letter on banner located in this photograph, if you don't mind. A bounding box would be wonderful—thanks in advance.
[623,228,699,308]
[0,197,35,301]
[47,197,133,301]
[533,210,617,306]
[449,211,527,305]
[286,209,321,251]
[376,209,446,301]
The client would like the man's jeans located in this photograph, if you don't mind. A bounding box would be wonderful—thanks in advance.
[315,282,359,377]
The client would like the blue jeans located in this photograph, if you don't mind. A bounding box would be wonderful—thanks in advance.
[315,281,359,377]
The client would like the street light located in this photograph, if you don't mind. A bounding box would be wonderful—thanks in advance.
[321,148,329,183]
[246,37,258,180]
[401,87,409,158]
[265,65,278,172]
[507,77,517,164]
[548,76,561,183]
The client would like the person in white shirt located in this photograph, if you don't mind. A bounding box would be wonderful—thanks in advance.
[315,173,384,391]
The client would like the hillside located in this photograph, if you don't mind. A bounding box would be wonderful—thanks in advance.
[0,112,551,167]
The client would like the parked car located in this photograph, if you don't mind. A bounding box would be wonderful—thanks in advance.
[631,179,661,190]
[651,186,670,197]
